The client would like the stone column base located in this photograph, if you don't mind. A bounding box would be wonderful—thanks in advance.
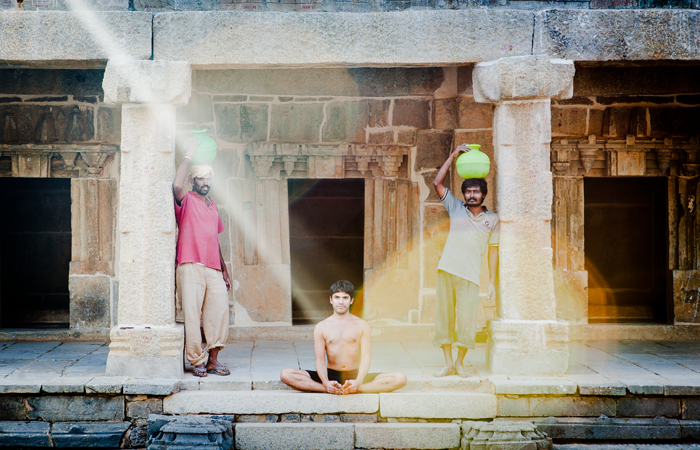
[106,324,184,379]
[487,319,569,375]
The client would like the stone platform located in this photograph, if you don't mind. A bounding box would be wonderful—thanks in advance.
[4,340,700,447]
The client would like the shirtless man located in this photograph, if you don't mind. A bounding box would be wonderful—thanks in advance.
[280,280,407,394]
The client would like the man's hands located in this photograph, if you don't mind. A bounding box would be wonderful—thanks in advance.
[184,137,201,159]
[323,380,344,395]
[451,144,469,160]
[222,271,232,291]
[323,379,362,395]
[487,281,496,301]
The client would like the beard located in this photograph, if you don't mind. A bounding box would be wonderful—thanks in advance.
[193,184,210,196]
[465,197,484,206]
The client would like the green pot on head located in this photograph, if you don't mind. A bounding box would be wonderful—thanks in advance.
[456,144,490,179]
[189,129,217,165]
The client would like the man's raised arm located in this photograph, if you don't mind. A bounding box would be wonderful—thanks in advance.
[173,138,200,203]
[433,145,465,200]
[313,325,342,395]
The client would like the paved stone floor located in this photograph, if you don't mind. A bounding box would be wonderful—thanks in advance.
[2,340,700,392]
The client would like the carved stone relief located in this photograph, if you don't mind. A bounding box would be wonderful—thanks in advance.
[0,145,117,178]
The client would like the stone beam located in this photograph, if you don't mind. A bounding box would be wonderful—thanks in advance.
[152,10,535,68]
[103,59,191,379]
[473,55,573,376]
[0,12,152,68]
[533,10,700,61]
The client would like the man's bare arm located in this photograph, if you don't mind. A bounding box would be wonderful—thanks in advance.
[488,246,498,301]
[219,243,231,291]
[433,145,465,200]
[173,138,200,203]
[314,323,342,394]
[344,321,372,394]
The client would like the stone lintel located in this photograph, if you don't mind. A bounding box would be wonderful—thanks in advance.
[0,12,152,68]
[102,59,192,106]
[473,55,574,103]
[153,10,535,68]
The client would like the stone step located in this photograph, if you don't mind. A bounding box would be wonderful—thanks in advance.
[163,390,498,420]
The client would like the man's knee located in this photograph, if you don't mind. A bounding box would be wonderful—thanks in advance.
[393,373,407,389]
[280,368,295,383]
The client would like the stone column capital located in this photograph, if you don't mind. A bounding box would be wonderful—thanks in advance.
[102,59,192,106]
[473,55,574,103]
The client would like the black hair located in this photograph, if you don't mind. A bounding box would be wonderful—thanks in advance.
[330,280,355,298]
[461,178,488,197]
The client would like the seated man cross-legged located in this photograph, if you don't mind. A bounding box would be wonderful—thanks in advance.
[281,280,406,394]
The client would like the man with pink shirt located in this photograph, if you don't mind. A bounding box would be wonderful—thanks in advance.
[173,138,231,377]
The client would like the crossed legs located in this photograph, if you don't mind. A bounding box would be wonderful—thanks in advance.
[280,369,406,394]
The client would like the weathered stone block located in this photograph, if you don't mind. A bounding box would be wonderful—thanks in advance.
[498,397,530,417]
[488,320,568,376]
[536,417,680,440]
[650,107,700,137]
[528,396,615,417]
[368,131,394,144]
[496,169,552,222]
[551,107,586,136]
[69,275,111,330]
[355,423,460,449]
[462,421,551,450]
[86,376,128,394]
[164,391,379,415]
[123,378,178,396]
[0,421,51,447]
[434,98,457,130]
[127,398,164,419]
[379,393,497,419]
[0,12,151,64]
[236,423,353,450]
[238,415,279,423]
[533,10,700,62]
[214,103,268,143]
[27,396,125,421]
[106,326,184,379]
[415,130,452,172]
[491,376,576,395]
[683,398,700,419]
[618,398,680,418]
[323,100,389,143]
[176,92,213,123]
[574,67,700,97]
[340,414,377,423]
[42,376,93,394]
[52,421,131,448]
[494,101,551,147]
[0,374,54,394]
[458,98,493,130]
[554,269,588,324]
[148,416,233,450]
[270,103,323,143]
[397,129,415,145]
[97,107,121,145]
[155,11,534,67]
[579,383,626,396]
[393,99,430,128]
[0,69,104,96]
[422,204,449,289]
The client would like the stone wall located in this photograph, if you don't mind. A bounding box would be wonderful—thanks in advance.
[176,67,499,328]
[0,69,121,332]
[549,65,700,325]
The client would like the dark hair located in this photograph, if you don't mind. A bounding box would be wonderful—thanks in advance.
[330,280,355,298]
[461,178,488,197]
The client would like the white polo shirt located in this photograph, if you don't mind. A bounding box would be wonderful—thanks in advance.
[437,189,499,286]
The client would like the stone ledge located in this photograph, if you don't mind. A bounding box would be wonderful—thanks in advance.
[355,423,460,450]
[163,391,379,415]
[533,10,700,61]
[235,423,355,450]
[490,375,577,395]
[0,12,152,68]
[153,10,535,68]
[379,392,497,419]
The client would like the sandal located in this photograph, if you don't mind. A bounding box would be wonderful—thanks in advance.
[206,365,230,376]
[193,366,207,377]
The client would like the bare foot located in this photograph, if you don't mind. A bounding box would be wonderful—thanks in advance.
[455,362,471,378]
[433,364,456,378]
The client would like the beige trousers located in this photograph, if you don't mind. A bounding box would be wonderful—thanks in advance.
[176,263,229,366]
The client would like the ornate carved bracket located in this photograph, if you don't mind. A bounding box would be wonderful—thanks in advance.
[551,136,700,178]
[247,143,410,179]
[0,144,118,178]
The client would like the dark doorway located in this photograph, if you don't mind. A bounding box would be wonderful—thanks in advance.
[0,178,71,328]
[288,179,364,325]
[585,177,668,323]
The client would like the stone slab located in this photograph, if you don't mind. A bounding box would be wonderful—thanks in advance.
[199,375,252,391]
[536,417,681,440]
[578,383,627,396]
[51,421,130,448]
[490,376,577,395]
[123,378,179,396]
[423,375,480,390]
[154,10,534,67]
[85,376,129,394]
[103,59,191,105]
[355,423,460,449]
[0,12,152,67]
[41,376,93,393]
[379,392,497,419]
[533,10,700,61]
[235,423,354,450]
[164,391,379,415]
[27,396,124,421]
[0,421,51,447]
[0,374,54,394]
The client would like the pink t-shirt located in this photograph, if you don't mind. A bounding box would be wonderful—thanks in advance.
[174,191,225,270]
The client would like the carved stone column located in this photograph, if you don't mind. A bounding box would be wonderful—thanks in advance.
[102,59,192,378]
[473,55,574,375]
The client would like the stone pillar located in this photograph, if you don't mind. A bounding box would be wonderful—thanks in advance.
[102,59,192,379]
[473,55,575,375]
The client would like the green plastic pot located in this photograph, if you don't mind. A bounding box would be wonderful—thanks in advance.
[456,144,490,179]
[189,129,217,165]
